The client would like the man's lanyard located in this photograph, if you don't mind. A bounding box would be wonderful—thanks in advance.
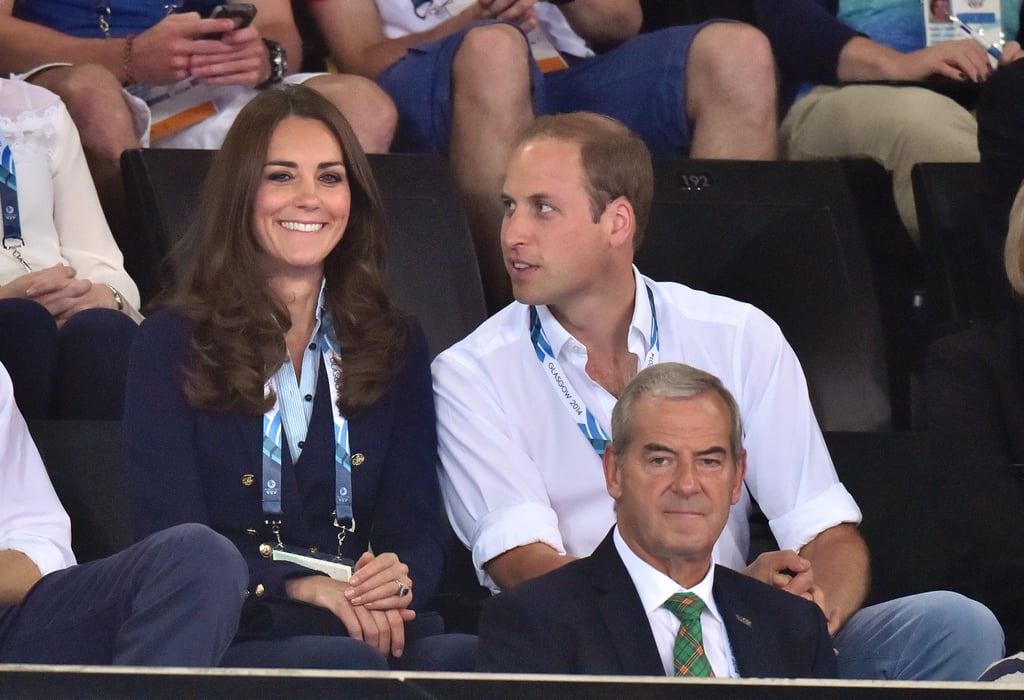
[261,312,354,554]
[529,284,660,456]
[0,133,28,273]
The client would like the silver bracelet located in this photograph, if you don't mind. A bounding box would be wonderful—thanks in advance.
[105,284,125,312]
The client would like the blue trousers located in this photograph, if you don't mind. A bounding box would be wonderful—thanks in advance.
[0,523,247,665]
[835,591,1005,680]
[0,298,136,419]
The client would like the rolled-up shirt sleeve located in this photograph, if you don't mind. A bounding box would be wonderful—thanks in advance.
[0,363,75,575]
[433,349,566,590]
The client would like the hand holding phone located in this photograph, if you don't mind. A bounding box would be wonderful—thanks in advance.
[199,3,257,40]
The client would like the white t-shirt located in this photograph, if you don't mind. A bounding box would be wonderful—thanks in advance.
[433,267,862,591]
[374,0,593,57]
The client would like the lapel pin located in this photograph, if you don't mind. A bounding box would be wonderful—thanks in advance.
[735,614,753,627]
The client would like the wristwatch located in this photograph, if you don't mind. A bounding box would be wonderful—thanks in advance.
[259,39,287,88]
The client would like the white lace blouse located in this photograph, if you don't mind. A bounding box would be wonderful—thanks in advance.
[0,77,140,309]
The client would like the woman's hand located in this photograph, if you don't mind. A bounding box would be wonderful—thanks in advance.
[0,264,118,325]
[284,573,416,657]
[345,551,414,610]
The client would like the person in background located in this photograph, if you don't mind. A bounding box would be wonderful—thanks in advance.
[0,0,397,249]
[0,359,248,666]
[0,76,140,419]
[307,0,778,311]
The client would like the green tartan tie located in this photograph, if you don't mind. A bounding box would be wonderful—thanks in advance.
[663,592,714,677]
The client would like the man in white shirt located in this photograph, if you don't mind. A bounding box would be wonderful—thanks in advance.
[478,361,838,677]
[433,110,1004,680]
[0,360,247,665]
[308,0,777,310]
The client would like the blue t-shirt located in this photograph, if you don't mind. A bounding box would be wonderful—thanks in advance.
[838,0,1020,51]
[13,0,220,38]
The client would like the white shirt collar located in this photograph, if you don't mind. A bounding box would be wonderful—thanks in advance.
[535,265,655,360]
[613,525,722,625]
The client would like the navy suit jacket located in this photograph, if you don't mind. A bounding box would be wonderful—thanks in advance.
[124,309,445,607]
[478,530,837,678]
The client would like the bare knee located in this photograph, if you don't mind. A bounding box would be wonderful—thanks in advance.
[686,23,776,117]
[31,64,137,159]
[452,23,532,98]
[305,74,397,153]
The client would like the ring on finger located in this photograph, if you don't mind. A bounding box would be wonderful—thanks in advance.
[395,579,410,597]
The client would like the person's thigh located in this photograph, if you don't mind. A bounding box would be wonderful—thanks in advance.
[0,523,246,665]
[833,591,1004,680]
[0,298,57,419]
[781,84,978,164]
[377,20,540,154]
[542,23,715,157]
[55,308,136,419]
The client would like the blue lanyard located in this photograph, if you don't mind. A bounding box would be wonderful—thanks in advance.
[529,284,660,456]
[0,133,27,272]
[261,310,354,552]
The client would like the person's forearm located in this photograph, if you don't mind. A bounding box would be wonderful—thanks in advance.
[485,541,574,591]
[0,17,124,77]
[309,1,482,79]
[835,35,912,82]
[256,20,301,77]
[0,549,43,607]
[558,0,640,48]
[799,523,870,631]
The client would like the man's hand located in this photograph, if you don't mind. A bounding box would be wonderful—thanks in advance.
[131,12,239,85]
[189,24,269,87]
[1000,40,1024,64]
[743,549,814,594]
[743,549,841,634]
[476,0,538,31]
[285,573,416,658]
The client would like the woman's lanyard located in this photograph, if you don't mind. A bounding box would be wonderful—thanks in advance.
[261,314,354,558]
[528,284,660,456]
[0,133,28,273]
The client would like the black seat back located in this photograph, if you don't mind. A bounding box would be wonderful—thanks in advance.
[638,159,891,431]
[122,150,486,357]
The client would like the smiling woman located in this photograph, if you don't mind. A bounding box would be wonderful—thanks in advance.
[122,85,475,671]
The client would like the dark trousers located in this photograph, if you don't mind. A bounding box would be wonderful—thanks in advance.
[0,523,247,665]
[0,298,136,419]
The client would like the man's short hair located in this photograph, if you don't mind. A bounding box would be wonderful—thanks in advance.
[515,112,654,249]
[610,362,744,460]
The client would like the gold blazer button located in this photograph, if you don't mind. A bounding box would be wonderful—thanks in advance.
[241,474,255,487]
[259,543,273,558]
[351,453,365,467]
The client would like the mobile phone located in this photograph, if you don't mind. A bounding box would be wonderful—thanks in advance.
[199,3,257,40]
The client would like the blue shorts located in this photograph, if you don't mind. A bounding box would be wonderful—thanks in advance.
[378,21,716,157]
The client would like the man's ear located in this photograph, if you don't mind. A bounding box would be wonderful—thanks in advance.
[604,196,635,250]
[603,446,623,500]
